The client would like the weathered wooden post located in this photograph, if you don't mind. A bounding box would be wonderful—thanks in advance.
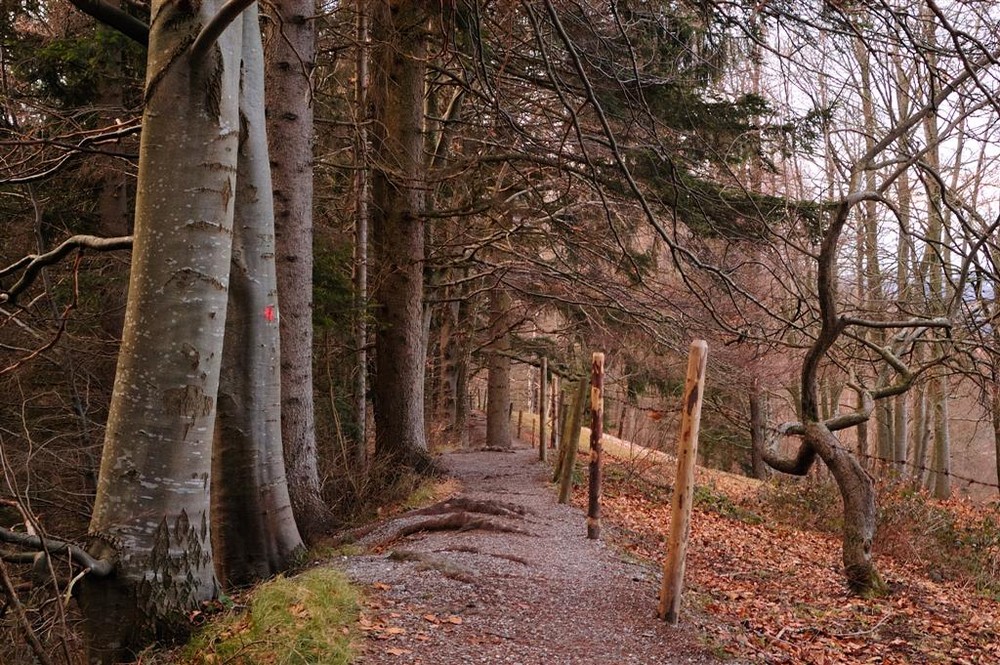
[658,340,708,624]
[558,377,588,503]
[539,358,548,461]
[587,353,605,539]
[517,409,523,439]
[550,376,561,450]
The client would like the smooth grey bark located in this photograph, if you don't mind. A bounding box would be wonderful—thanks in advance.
[911,384,930,486]
[749,380,769,480]
[931,375,952,498]
[486,289,513,449]
[212,7,304,588]
[353,0,370,468]
[80,2,243,657]
[370,0,432,471]
[265,0,332,539]
[893,392,908,472]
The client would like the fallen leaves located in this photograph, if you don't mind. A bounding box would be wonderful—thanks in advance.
[357,582,469,661]
[577,458,1000,664]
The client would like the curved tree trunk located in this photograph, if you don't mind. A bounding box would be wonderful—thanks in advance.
[212,7,304,588]
[805,422,884,596]
[265,0,332,539]
[79,6,243,659]
[370,0,432,471]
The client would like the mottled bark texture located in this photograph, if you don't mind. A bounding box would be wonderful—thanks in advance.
[749,380,769,480]
[265,0,332,539]
[212,7,304,588]
[370,0,432,471]
[486,290,513,450]
[80,2,243,658]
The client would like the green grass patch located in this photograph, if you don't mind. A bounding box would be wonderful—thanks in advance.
[182,568,359,664]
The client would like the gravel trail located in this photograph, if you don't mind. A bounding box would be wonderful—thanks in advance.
[338,433,727,665]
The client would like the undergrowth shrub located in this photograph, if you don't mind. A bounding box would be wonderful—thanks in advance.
[758,475,1000,594]
[876,485,1000,595]
[754,475,843,534]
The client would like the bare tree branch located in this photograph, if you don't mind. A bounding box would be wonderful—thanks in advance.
[0,527,114,578]
[66,0,149,47]
[0,235,133,305]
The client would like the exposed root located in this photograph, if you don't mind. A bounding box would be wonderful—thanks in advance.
[436,545,530,565]
[387,549,475,582]
[412,497,532,518]
[395,512,528,539]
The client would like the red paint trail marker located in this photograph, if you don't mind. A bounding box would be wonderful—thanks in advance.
[264,304,276,322]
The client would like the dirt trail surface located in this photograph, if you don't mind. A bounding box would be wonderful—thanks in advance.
[339,437,726,664]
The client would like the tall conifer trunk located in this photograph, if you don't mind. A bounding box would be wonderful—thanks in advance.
[370,0,432,470]
[265,0,332,538]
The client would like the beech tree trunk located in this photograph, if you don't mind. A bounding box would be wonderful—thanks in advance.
[911,384,930,487]
[370,0,432,471]
[931,374,952,498]
[80,5,243,658]
[212,7,304,588]
[265,0,332,539]
[353,0,370,469]
[806,423,883,595]
[749,380,769,480]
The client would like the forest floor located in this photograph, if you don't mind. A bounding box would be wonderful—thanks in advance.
[335,413,1000,664]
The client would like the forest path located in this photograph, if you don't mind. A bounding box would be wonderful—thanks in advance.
[339,417,726,665]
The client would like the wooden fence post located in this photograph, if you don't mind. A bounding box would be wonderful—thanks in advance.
[539,358,548,461]
[587,353,605,539]
[557,377,588,503]
[550,376,561,450]
[658,340,708,624]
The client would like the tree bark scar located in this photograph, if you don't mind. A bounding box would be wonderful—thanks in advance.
[204,44,224,118]
[144,36,196,107]
[163,385,213,417]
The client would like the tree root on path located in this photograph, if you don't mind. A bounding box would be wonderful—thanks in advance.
[360,509,532,551]
[388,549,476,583]
[394,511,529,539]
[412,496,533,518]
[439,545,530,565]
